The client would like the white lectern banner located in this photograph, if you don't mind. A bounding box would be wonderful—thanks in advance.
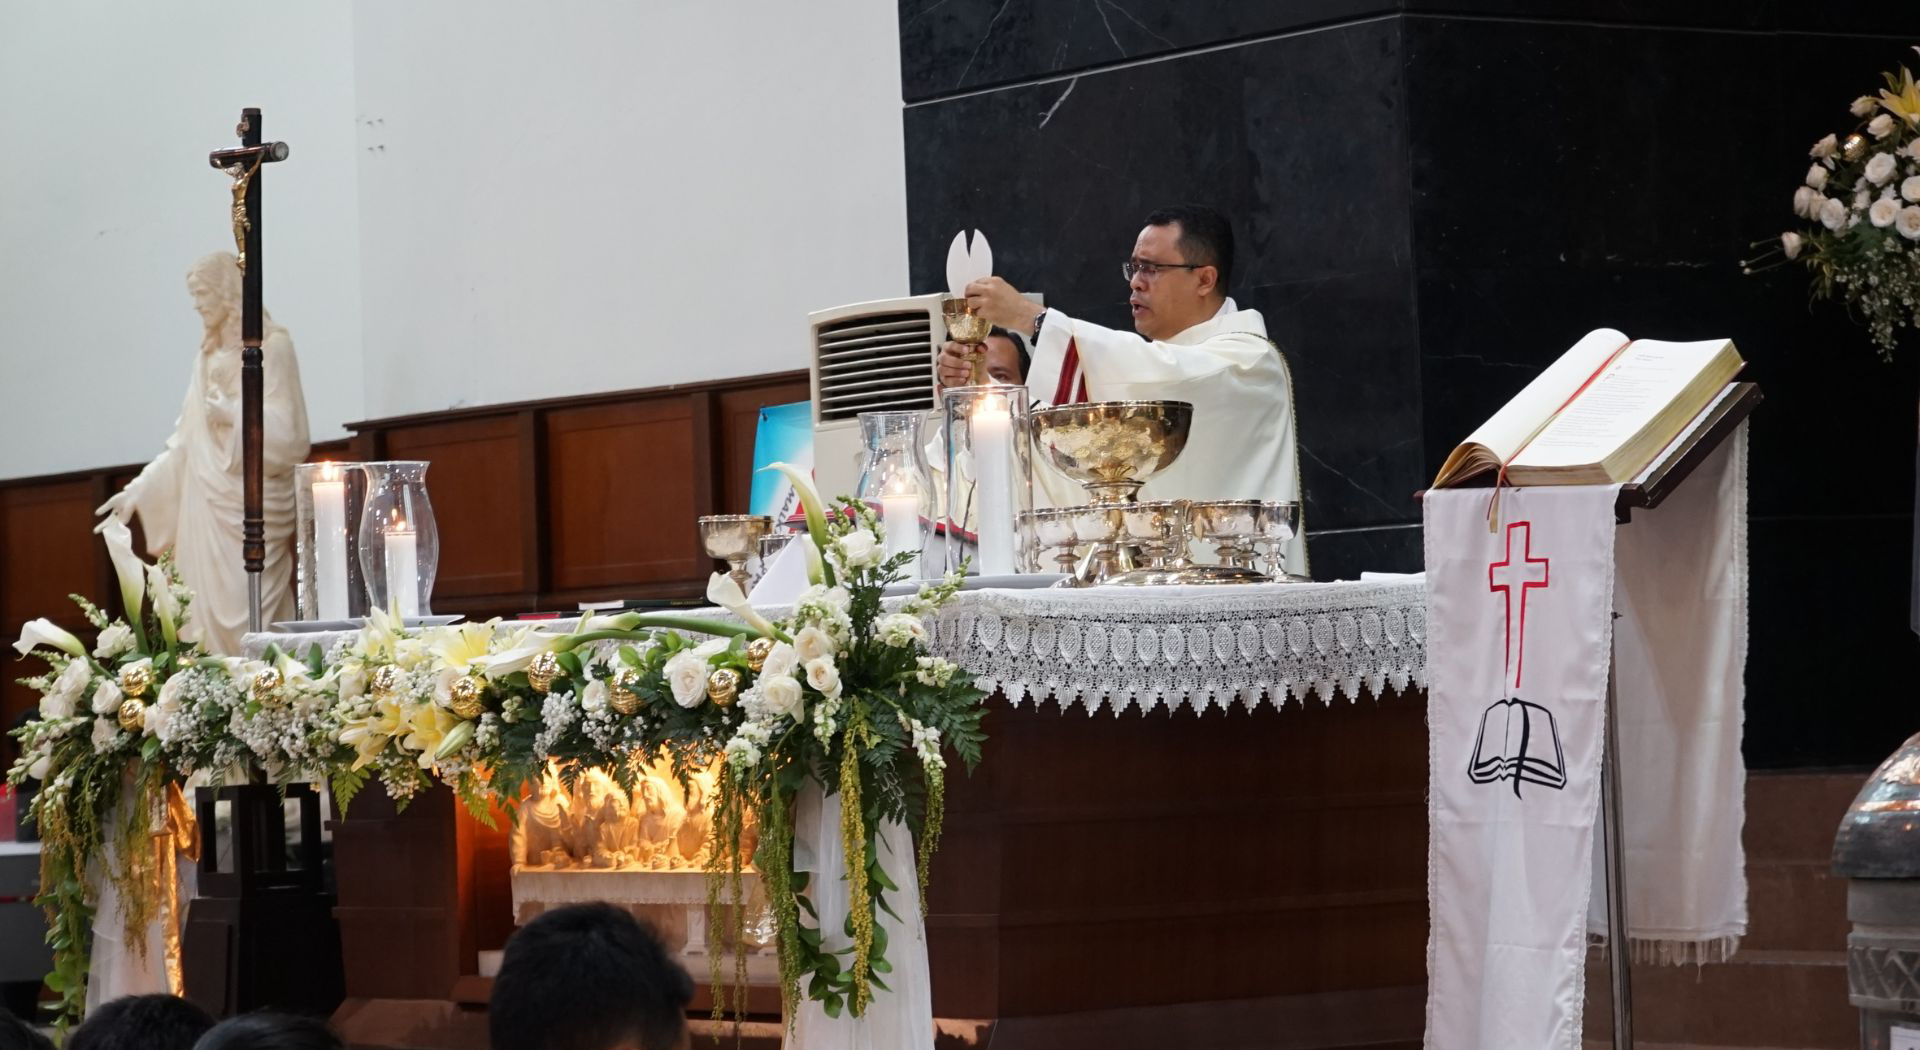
[1423,483,1620,1050]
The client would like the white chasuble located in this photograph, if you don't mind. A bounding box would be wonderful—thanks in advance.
[1423,484,1620,1050]
[1025,299,1306,575]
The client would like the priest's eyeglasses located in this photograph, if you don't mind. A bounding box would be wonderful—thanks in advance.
[1122,259,1205,281]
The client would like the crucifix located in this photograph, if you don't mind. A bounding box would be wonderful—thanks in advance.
[207,108,291,633]
[1487,519,1550,692]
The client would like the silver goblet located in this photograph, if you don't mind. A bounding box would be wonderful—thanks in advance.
[698,514,773,593]
[1257,501,1303,581]
[1019,507,1083,584]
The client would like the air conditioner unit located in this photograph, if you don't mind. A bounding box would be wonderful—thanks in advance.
[807,294,945,505]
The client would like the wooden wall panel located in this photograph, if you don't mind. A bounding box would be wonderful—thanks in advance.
[383,419,528,601]
[0,480,103,750]
[718,380,811,517]
[545,399,704,591]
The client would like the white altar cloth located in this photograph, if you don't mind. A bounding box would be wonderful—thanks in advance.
[245,579,1426,711]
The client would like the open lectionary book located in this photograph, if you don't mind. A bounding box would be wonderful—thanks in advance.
[1430,329,1745,488]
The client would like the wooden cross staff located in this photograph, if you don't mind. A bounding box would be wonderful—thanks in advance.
[207,108,290,633]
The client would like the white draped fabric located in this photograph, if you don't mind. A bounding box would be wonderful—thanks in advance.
[85,794,194,1010]
[1423,482,1622,1050]
[787,785,933,1050]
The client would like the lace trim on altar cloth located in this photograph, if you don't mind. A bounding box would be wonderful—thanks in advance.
[922,581,1426,712]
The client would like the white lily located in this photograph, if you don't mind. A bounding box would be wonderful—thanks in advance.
[145,564,179,650]
[426,619,503,670]
[479,634,567,678]
[13,619,86,660]
[763,461,835,584]
[706,572,777,636]
[99,518,147,637]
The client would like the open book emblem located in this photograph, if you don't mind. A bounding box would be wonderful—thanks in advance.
[1467,698,1568,798]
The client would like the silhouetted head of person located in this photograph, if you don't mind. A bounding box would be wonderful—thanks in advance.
[490,903,694,1050]
[0,1006,52,1050]
[191,1012,342,1050]
[67,994,214,1050]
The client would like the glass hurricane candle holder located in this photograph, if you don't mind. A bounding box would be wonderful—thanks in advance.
[295,461,364,621]
[356,461,439,619]
[942,385,1033,577]
[853,410,938,580]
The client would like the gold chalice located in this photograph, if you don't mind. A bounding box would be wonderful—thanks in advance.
[1029,401,1193,505]
[698,514,773,593]
[942,297,993,385]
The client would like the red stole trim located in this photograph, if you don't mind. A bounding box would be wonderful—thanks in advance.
[1052,336,1088,405]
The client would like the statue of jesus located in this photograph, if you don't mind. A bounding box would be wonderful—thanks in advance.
[96,252,311,654]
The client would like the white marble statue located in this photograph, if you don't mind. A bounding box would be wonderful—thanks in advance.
[635,776,686,870]
[514,770,575,868]
[677,772,715,868]
[96,252,311,655]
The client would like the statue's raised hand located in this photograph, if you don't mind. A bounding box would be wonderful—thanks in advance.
[93,486,137,532]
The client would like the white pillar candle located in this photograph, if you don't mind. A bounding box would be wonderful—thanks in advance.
[312,465,349,620]
[384,521,420,619]
[881,486,921,578]
[971,395,1016,575]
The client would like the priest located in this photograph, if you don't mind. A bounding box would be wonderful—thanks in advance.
[939,204,1305,573]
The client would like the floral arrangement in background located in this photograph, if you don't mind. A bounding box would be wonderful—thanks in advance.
[10,464,988,1028]
[1763,56,1920,357]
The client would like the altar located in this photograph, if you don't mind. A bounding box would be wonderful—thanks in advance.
[252,579,1431,1049]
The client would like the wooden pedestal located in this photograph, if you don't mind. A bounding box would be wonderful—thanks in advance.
[329,689,1429,1050]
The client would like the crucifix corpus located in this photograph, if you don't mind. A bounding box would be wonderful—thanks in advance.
[207,108,291,633]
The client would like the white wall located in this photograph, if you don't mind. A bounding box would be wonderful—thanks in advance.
[0,1,364,479]
[351,0,910,418]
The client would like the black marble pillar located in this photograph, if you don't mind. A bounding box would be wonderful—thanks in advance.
[902,2,1920,767]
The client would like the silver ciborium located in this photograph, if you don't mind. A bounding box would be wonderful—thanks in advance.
[698,514,773,593]
[1029,400,1193,505]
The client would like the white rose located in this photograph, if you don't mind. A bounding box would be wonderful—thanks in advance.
[1811,132,1839,160]
[877,612,928,648]
[804,656,843,699]
[1868,152,1899,186]
[50,658,92,703]
[1854,95,1880,117]
[91,718,120,754]
[1780,231,1803,260]
[693,637,731,659]
[759,674,805,720]
[1871,113,1897,139]
[793,625,836,664]
[835,529,880,569]
[759,641,800,680]
[664,649,709,709]
[1806,164,1829,190]
[91,679,123,715]
[26,754,49,781]
[1872,197,1900,228]
[337,665,368,704]
[1902,176,1920,202]
[582,678,610,715]
[39,689,76,721]
[1899,206,1920,240]
[1793,185,1819,217]
[1821,197,1849,230]
[93,623,134,659]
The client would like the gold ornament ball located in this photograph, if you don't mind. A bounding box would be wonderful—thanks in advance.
[1844,132,1869,162]
[370,664,403,701]
[610,670,642,716]
[744,637,774,673]
[707,667,741,707]
[251,666,284,703]
[118,662,153,699]
[448,675,486,719]
[116,698,146,733]
[528,652,562,694]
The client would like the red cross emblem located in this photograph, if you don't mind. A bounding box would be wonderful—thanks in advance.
[1488,520,1550,690]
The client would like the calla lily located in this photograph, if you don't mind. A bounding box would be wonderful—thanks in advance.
[800,533,827,587]
[706,572,777,636]
[145,564,179,651]
[13,619,86,660]
[763,461,835,585]
[98,518,147,642]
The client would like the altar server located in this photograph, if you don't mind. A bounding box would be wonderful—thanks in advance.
[940,204,1304,573]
